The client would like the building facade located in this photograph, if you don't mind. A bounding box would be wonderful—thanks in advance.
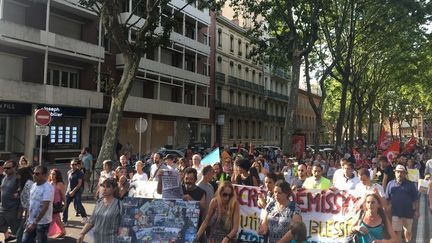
[0,0,213,161]
[295,89,321,144]
[213,15,291,147]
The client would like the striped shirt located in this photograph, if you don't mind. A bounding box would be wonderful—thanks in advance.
[90,198,121,242]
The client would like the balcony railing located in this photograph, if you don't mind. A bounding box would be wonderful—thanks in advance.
[227,75,265,94]
[272,67,291,80]
[264,90,289,102]
[214,100,266,118]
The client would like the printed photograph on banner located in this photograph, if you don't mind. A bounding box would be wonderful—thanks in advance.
[118,197,200,243]
[128,181,162,199]
[161,169,183,199]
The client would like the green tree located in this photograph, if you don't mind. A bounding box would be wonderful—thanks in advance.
[79,0,223,169]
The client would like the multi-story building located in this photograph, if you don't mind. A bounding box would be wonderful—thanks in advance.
[0,0,104,161]
[213,15,292,147]
[295,89,321,144]
[0,0,212,161]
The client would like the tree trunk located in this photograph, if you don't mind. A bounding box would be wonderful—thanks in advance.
[389,118,394,139]
[367,105,373,145]
[357,101,363,140]
[96,54,141,170]
[335,80,349,147]
[348,93,356,149]
[282,56,301,155]
[314,114,323,153]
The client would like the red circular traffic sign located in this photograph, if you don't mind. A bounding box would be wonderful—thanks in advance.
[35,109,52,126]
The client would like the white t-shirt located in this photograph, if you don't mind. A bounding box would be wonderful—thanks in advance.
[132,172,148,182]
[425,159,432,177]
[332,168,357,183]
[28,181,54,225]
[333,175,360,190]
[354,182,385,198]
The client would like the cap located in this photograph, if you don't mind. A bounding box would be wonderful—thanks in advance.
[163,154,174,160]
[394,164,406,172]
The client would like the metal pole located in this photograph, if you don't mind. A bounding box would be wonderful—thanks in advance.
[139,118,142,160]
[39,135,43,166]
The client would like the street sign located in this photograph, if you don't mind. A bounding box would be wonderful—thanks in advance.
[36,126,49,136]
[135,118,148,133]
[35,109,52,126]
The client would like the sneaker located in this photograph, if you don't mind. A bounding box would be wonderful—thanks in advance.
[75,212,80,217]
[81,217,88,224]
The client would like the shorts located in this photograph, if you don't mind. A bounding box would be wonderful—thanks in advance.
[392,216,413,232]
[0,208,19,233]
[84,170,92,182]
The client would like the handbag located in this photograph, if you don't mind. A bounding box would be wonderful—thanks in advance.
[53,202,64,214]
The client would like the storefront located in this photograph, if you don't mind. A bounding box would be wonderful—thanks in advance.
[37,105,87,163]
[0,101,32,159]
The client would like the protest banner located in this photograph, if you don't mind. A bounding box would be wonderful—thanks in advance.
[161,169,183,199]
[118,197,200,243]
[294,189,361,242]
[233,184,266,243]
[128,181,162,199]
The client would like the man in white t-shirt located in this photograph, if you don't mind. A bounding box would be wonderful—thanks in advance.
[425,159,432,179]
[333,158,357,184]
[22,166,54,243]
[132,161,148,182]
[192,154,204,181]
[333,161,360,190]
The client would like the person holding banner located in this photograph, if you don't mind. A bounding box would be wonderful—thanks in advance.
[260,180,302,243]
[195,181,240,243]
[350,193,397,243]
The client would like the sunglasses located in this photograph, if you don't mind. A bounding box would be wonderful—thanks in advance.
[3,167,12,170]
[222,193,233,198]
[33,172,41,176]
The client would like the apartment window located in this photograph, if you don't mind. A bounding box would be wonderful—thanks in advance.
[237,92,242,106]
[252,70,256,83]
[229,90,234,104]
[245,94,249,107]
[217,29,222,47]
[229,119,234,139]
[245,120,249,139]
[252,96,256,108]
[216,86,222,101]
[245,43,249,59]
[258,122,262,139]
[237,120,242,139]
[238,39,242,56]
[252,121,256,139]
[47,66,79,88]
[230,35,234,52]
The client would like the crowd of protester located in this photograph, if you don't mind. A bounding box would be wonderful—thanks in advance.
[0,142,431,242]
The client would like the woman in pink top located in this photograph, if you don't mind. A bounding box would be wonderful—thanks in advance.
[48,168,66,238]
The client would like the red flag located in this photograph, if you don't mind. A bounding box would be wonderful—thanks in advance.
[377,127,389,150]
[403,136,417,153]
[384,140,400,163]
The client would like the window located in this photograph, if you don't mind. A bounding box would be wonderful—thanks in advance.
[245,94,249,107]
[230,35,234,52]
[216,86,222,101]
[0,117,6,151]
[229,119,234,139]
[245,120,249,139]
[258,122,262,139]
[47,66,79,88]
[252,121,256,139]
[217,29,222,47]
[238,39,242,56]
[245,43,249,59]
[252,70,256,83]
[229,90,234,104]
[237,120,242,139]
[237,92,242,106]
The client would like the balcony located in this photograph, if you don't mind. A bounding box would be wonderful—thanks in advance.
[125,96,209,119]
[264,90,289,102]
[272,67,291,81]
[214,100,266,119]
[116,54,210,86]
[171,32,210,54]
[227,75,264,94]
[170,0,210,25]
[215,72,225,84]
[0,78,103,109]
[0,20,104,62]
[51,0,98,19]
